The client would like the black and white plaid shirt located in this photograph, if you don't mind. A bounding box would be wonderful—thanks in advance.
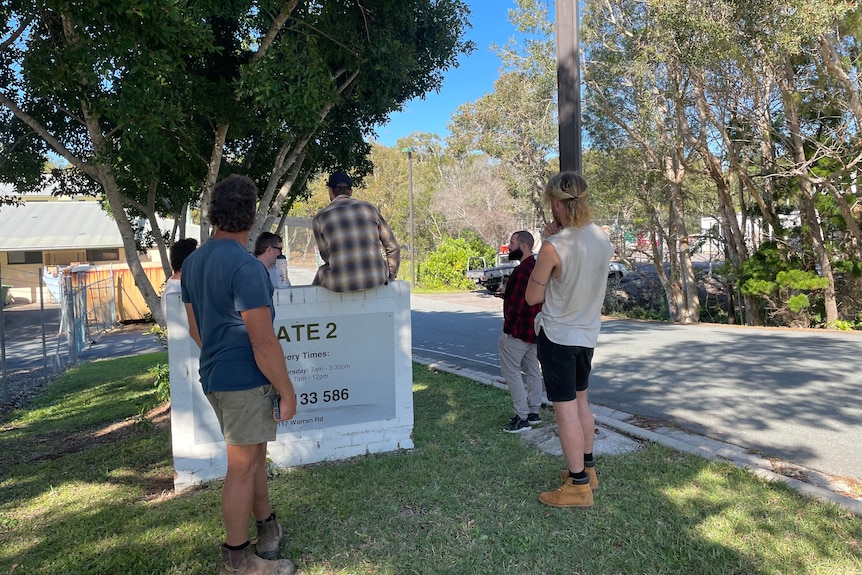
[312,195,400,292]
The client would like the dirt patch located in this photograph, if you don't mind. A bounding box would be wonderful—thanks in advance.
[0,368,59,417]
[4,402,172,466]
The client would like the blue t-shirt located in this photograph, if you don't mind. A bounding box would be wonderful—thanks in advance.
[181,238,274,393]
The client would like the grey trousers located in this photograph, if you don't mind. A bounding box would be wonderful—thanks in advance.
[498,332,544,418]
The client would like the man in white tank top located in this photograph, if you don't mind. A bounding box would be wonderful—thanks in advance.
[526,171,614,508]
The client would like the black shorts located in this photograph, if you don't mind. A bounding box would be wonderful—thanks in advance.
[537,329,594,402]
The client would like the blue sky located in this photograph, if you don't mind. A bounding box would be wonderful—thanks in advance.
[371,0,519,148]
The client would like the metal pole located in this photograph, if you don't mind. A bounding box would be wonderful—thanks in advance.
[408,152,415,288]
[402,147,416,288]
[39,268,48,381]
[65,274,77,366]
[556,0,582,174]
[0,263,8,403]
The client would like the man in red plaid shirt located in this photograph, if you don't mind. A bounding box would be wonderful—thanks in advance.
[498,230,544,433]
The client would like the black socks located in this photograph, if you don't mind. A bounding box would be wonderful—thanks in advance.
[568,469,589,484]
[256,512,276,526]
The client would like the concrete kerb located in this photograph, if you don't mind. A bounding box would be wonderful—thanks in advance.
[413,355,862,518]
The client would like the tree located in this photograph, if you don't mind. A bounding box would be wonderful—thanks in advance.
[581,0,703,323]
[1,0,217,327]
[447,0,558,225]
[1,0,474,326]
[579,0,862,327]
[433,154,525,249]
[363,135,448,265]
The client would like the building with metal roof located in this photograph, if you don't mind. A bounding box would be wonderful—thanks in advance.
[0,197,197,307]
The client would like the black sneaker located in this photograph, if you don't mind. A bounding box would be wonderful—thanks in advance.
[504,416,532,433]
[527,412,542,424]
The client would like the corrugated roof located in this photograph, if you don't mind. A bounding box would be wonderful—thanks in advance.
[0,201,123,250]
[0,200,199,252]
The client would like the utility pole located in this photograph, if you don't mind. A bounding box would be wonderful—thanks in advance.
[401,147,416,288]
[556,0,581,174]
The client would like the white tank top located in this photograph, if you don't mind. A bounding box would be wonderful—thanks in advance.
[535,223,614,347]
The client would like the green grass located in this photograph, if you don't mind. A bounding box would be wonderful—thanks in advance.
[1,355,861,574]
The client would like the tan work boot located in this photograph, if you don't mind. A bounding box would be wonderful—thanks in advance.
[219,544,296,575]
[540,477,594,508]
[585,466,599,491]
[560,468,599,492]
[255,514,284,560]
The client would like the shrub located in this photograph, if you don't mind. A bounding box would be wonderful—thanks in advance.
[148,363,171,403]
[740,242,829,327]
[421,236,494,290]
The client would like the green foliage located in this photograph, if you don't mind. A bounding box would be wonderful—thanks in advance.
[786,293,812,314]
[776,269,830,291]
[0,194,24,209]
[420,235,494,289]
[144,323,167,349]
[2,0,475,327]
[623,305,669,322]
[148,363,171,404]
[827,318,861,331]
[740,242,829,327]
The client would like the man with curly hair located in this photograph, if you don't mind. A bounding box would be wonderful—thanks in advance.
[181,174,298,574]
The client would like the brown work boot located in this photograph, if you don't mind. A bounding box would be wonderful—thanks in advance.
[585,465,599,492]
[540,476,594,508]
[255,514,284,560]
[560,468,599,492]
[219,544,296,575]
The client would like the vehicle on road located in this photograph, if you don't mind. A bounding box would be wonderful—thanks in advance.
[467,253,630,295]
[608,261,627,281]
[466,252,518,294]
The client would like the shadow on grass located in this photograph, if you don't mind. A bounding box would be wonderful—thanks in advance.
[2,361,861,574]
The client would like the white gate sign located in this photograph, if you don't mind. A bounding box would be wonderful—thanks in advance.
[167,281,413,492]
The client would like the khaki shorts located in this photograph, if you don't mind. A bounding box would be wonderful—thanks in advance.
[206,385,278,445]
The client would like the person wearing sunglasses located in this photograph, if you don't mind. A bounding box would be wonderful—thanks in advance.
[254,232,288,288]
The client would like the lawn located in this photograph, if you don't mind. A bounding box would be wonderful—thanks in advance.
[1,353,861,575]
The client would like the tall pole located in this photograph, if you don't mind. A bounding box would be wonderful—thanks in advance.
[402,147,416,288]
[1,263,7,403]
[556,0,581,174]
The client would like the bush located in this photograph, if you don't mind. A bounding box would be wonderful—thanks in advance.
[148,363,171,403]
[740,242,829,327]
[421,236,495,290]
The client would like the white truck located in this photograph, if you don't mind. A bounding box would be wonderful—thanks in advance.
[466,253,628,295]
[465,252,519,294]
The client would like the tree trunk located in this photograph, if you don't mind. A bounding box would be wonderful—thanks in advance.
[200,123,229,242]
[779,59,839,324]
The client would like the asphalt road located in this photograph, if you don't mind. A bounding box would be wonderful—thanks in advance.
[410,291,862,483]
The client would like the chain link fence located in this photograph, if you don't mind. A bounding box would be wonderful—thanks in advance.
[1,266,118,407]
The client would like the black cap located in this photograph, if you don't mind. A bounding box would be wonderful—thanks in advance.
[326,171,352,188]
